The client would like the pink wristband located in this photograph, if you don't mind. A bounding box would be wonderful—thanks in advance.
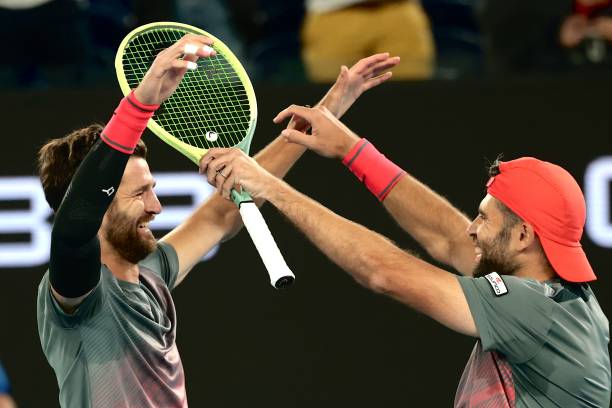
[101,91,159,154]
[342,138,406,201]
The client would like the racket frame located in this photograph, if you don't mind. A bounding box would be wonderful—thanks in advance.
[115,22,294,288]
[115,22,257,170]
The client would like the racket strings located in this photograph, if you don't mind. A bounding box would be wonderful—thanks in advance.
[122,27,252,150]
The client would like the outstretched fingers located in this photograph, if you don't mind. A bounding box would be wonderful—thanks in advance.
[354,53,390,75]
[368,56,400,77]
[350,53,381,74]
[363,71,393,91]
[273,104,315,125]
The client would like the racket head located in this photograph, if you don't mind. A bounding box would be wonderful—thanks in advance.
[115,22,257,165]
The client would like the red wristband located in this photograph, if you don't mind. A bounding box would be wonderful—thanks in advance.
[342,139,406,201]
[101,91,159,154]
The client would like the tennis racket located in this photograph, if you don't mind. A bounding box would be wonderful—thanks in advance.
[115,22,294,289]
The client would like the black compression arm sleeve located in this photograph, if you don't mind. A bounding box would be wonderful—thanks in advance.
[50,140,130,298]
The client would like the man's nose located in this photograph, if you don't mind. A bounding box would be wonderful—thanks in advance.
[146,191,162,215]
[467,218,478,238]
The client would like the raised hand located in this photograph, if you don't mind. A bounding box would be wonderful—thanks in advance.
[200,148,278,200]
[134,34,216,105]
[285,53,399,133]
[320,53,400,119]
[274,105,361,159]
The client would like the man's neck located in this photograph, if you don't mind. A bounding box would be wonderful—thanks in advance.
[100,241,140,284]
[514,262,556,282]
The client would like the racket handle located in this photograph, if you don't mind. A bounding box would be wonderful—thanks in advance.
[238,201,295,289]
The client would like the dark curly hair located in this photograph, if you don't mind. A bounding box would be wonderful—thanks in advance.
[37,124,147,212]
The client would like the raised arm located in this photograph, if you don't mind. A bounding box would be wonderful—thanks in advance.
[201,148,478,337]
[379,176,475,274]
[274,105,476,275]
[45,35,216,311]
[161,53,401,286]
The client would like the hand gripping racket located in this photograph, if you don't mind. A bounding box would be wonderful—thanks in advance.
[115,22,294,288]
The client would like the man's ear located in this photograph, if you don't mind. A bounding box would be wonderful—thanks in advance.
[516,222,536,251]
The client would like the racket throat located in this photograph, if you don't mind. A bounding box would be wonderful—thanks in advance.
[231,189,254,207]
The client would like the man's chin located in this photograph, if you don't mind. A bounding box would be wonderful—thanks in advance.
[137,237,158,260]
[472,258,499,278]
[111,236,157,264]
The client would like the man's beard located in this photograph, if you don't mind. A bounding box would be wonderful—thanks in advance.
[104,205,157,264]
[473,226,521,278]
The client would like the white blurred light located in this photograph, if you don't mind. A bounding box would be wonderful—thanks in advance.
[1,160,609,269]
[0,173,217,268]
[585,157,612,247]
[0,177,52,266]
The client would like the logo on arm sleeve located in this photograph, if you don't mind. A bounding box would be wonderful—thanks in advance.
[484,272,508,296]
[102,186,115,197]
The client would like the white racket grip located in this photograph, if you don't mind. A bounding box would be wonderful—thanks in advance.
[238,202,295,288]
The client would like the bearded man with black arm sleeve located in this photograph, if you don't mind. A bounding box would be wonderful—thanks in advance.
[36,31,399,408]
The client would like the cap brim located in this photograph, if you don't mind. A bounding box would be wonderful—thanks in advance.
[540,237,596,282]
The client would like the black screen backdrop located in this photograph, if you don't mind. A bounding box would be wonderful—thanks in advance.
[0,78,610,407]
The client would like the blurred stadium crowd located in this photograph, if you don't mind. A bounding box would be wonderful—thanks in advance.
[1,0,612,88]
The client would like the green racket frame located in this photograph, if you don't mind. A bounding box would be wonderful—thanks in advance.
[115,22,257,167]
[114,22,294,288]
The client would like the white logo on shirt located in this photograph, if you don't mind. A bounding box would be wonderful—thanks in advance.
[484,272,508,296]
[102,186,115,197]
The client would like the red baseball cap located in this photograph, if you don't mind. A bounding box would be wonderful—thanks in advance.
[486,157,596,282]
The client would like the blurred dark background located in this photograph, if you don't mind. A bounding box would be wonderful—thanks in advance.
[0,0,611,407]
[3,0,612,88]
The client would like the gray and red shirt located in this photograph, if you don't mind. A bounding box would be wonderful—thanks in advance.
[37,242,186,408]
[456,274,610,407]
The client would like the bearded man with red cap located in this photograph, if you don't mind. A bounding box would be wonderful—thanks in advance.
[201,105,611,407]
